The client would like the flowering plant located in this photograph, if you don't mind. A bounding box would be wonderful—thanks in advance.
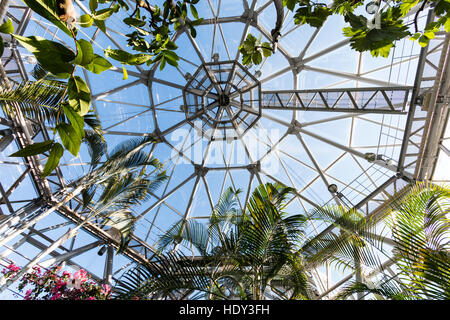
[1,262,112,300]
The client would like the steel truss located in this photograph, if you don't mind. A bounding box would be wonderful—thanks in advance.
[0,0,449,300]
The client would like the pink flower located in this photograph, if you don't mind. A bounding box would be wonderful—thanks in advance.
[50,293,62,300]
[85,297,96,300]
[6,263,20,272]
[32,266,41,275]
[73,269,87,283]
[62,271,71,278]
[24,289,33,300]
[101,284,111,295]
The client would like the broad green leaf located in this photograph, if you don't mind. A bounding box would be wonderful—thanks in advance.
[190,5,199,19]
[242,53,252,66]
[294,5,332,28]
[67,76,91,116]
[261,42,272,57]
[56,122,82,156]
[74,39,94,67]
[79,14,94,28]
[371,43,394,57]
[189,25,197,38]
[94,19,106,33]
[165,41,178,50]
[434,0,450,16]
[104,48,152,65]
[9,140,54,157]
[93,6,119,20]
[42,142,64,177]
[163,50,179,67]
[252,51,262,65]
[190,18,204,27]
[84,54,113,74]
[14,35,75,78]
[410,32,421,40]
[159,56,166,70]
[399,0,419,16]
[283,0,297,11]
[0,19,14,34]
[89,0,98,12]
[418,35,431,47]
[343,9,410,57]
[21,0,73,37]
[62,104,85,139]
[445,17,450,32]
[123,17,146,28]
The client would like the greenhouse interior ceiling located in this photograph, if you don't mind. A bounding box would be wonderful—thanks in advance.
[0,0,449,301]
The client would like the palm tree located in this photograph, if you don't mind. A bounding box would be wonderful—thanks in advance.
[112,183,315,300]
[77,134,168,252]
[0,76,166,252]
[332,182,450,300]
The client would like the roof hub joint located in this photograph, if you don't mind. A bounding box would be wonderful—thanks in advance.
[288,120,302,134]
[194,164,209,177]
[246,161,261,174]
[241,8,258,27]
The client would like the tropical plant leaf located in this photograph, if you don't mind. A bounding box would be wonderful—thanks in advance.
[14,35,75,78]
[9,140,54,157]
[0,79,66,124]
[42,142,64,177]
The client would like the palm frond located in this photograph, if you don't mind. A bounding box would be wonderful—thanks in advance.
[83,130,107,170]
[335,276,411,300]
[302,205,386,271]
[386,182,450,299]
[157,218,211,255]
[0,79,66,124]
[112,252,223,300]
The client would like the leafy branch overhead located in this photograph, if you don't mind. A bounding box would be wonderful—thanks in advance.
[241,0,450,66]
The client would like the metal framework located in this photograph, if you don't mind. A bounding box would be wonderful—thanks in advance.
[0,0,449,300]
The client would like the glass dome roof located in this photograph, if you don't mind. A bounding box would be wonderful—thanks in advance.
[0,0,448,299]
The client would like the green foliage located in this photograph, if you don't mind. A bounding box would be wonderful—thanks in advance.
[78,136,167,252]
[43,142,64,177]
[336,183,450,300]
[74,39,95,67]
[9,140,54,157]
[293,4,332,28]
[238,34,272,67]
[0,18,14,57]
[62,104,85,139]
[0,18,14,34]
[84,54,113,74]
[0,79,66,123]
[241,0,450,65]
[117,183,313,300]
[56,122,82,156]
[104,47,153,65]
[21,0,74,37]
[1,79,99,177]
[14,35,75,78]
[67,76,91,116]
[342,8,410,57]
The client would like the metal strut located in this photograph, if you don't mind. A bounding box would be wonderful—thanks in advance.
[271,0,283,53]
